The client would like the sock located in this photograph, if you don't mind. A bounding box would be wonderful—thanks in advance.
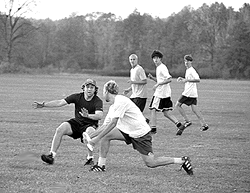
[87,155,94,160]
[174,158,182,164]
[50,151,56,158]
[98,157,106,166]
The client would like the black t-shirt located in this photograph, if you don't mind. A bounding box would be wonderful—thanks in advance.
[65,92,103,126]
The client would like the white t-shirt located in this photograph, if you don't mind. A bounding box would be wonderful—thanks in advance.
[182,67,200,97]
[109,95,151,138]
[130,65,147,98]
[154,63,172,98]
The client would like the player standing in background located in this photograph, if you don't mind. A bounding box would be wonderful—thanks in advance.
[148,50,184,134]
[32,79,103,165]
[84,80,193,175]
[123,54,149,123]
[175,55,209,135]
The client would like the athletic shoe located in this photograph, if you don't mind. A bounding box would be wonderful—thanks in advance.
[176,123,185,135]
[41,153,54,164]
[84,158,94,166]
[89,164,106,172]
[200,124,209,131]
[184,121,192,128]
[181,156,193,175]
[150,128,157,134]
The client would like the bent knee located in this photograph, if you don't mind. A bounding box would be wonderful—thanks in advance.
[55,122,71,135]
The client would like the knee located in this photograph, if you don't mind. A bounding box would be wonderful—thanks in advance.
[144,160,156,168]
[55,123,69,136]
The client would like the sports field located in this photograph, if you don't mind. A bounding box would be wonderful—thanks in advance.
[0,74,250,193]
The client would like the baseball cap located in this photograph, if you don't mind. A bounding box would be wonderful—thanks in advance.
[83,79,97,88]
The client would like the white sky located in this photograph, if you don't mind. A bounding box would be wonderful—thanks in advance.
[0,0,248,20]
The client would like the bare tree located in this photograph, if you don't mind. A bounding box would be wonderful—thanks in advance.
[0,0,37,63]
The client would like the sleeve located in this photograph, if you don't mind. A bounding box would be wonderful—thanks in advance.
[112,98,127,119]
[138,67,147,80]
[64,94,77,104]
[94,98,103,112]
[162,65,172,79]
[192,68,200,79]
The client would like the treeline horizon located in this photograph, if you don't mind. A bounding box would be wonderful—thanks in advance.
[0,2,250,79]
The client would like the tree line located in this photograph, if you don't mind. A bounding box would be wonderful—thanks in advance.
[0,1,250,79]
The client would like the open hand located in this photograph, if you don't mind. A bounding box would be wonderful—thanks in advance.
[79,107,89,118]
[32,101,44,109]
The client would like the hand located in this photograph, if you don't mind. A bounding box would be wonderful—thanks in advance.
[123,89,130,95]
[32,101,44,109]
[148,73,153,79]
[82,132,94,151]
[79,107,89,118]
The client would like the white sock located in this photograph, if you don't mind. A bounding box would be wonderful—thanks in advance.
[174,158,182,164]
[87,155,94,160]
[50,151,56,158]
[98,157,106,166]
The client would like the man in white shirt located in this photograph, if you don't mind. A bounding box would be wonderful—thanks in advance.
[83,80,193,175]
[176,55,209,135]
[123,54,147,113]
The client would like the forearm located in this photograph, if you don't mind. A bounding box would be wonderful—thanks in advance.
[43,100,66,107]
[94,121,116,142]
[87,113,103,121]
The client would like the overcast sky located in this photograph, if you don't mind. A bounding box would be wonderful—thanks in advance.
[0,0,248,20]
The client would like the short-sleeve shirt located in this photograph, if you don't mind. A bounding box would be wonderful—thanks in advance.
[130,65,147,98]
[65,93,103,127]
[154,63,172,98]
[110,95,151,138]
[182,67,200,97]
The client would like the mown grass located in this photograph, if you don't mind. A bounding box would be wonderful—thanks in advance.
[0,74,250,193]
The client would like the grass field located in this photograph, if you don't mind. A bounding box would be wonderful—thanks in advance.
[0,74,250,193]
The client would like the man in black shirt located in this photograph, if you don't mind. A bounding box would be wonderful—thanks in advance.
[33,79,103,165]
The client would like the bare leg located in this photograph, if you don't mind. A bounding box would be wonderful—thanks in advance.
[50,122,73,153]
[176,101,189,122]
[141,152,183,168]
[85,127,96,158]
[150,109,157,128]
[163,110,179,124]
[191,105,206,126]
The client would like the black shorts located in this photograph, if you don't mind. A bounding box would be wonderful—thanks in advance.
[119,130,153,155]
[178,95,197,106]
[149,96,173,112]
[130,97,147,112]
[67,119,97,141]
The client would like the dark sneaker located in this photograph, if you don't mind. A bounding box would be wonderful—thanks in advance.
[41,153,54,164]
[84,158,94,166]
[89,164,106,172]
[184,121,192,128]
[176,123,185,135]
[200,124,209,131]
[181,156,193,175]
[150,128,157,134]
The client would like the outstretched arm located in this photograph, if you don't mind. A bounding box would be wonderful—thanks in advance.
[32,99,67,109]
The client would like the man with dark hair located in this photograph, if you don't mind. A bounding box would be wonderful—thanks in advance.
[33,79,103,165]
[148,50,184,134]
[83,80,193,175]
[176,55,209,135]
